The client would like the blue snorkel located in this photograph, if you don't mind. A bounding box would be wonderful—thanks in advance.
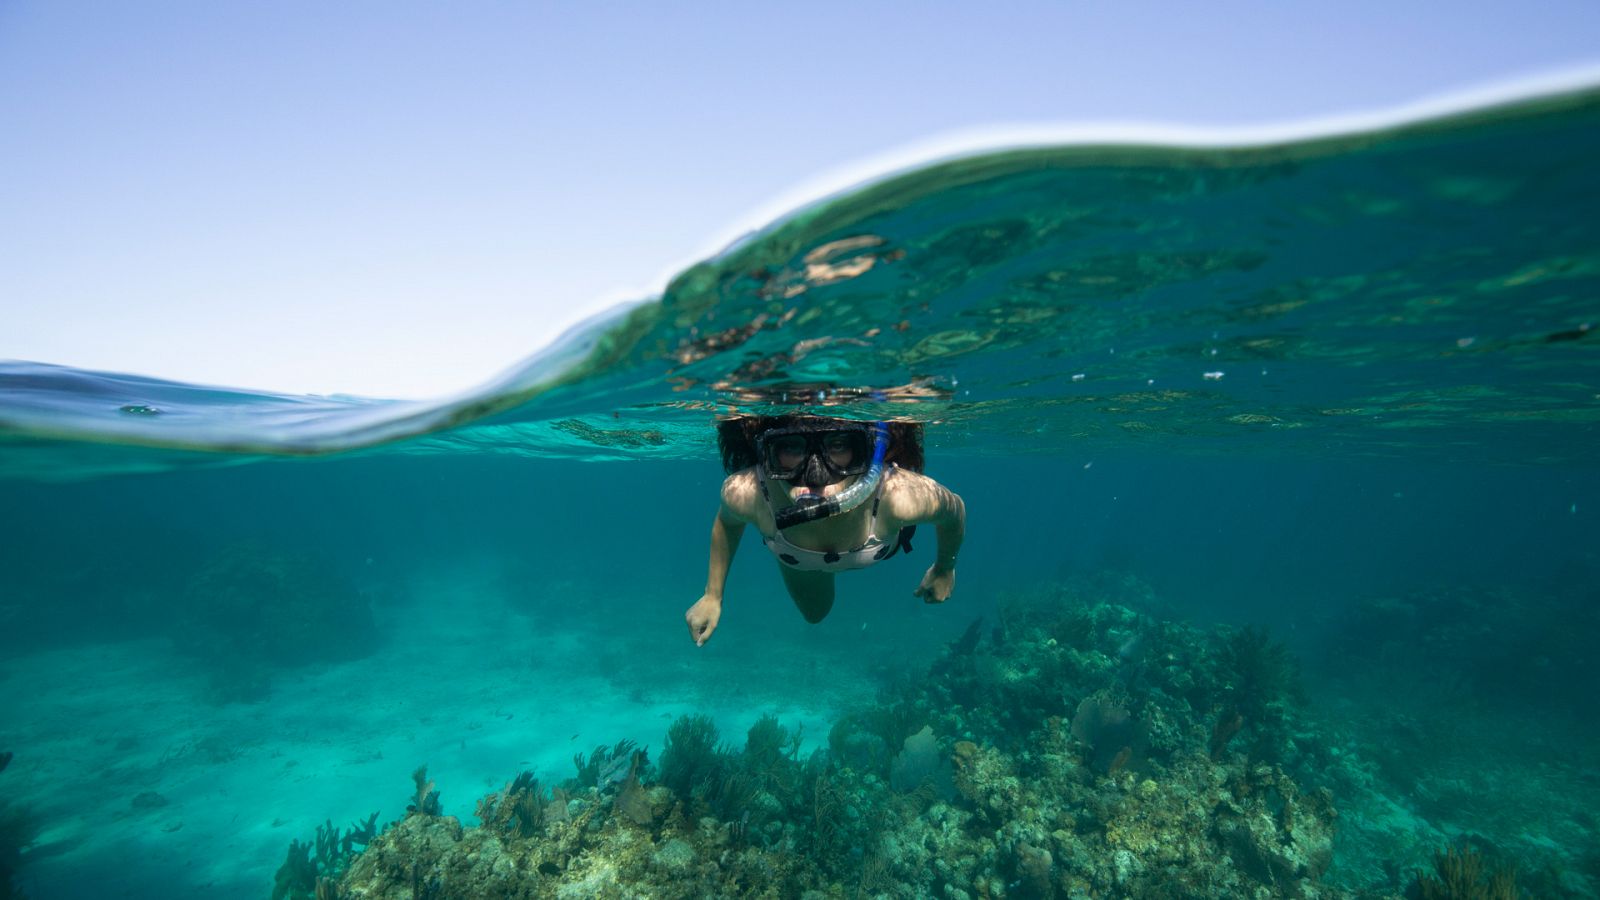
[774,421,890,530]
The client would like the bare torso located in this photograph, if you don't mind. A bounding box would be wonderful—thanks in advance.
[721,465,939,552]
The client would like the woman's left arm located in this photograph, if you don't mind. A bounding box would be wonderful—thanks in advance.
[893,474,965,603]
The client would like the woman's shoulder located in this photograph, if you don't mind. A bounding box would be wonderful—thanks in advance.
[882,467,959,523]
[719,468,763,521]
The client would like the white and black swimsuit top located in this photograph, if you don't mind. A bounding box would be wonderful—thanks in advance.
[760,471,914,571]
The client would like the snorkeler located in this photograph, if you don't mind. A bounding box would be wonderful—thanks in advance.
[684,416,966,646]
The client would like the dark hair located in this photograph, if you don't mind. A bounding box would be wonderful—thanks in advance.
[716,415,925,475]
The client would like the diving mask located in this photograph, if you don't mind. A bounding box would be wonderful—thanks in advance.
[757,421,891,530]
[755,424,873,487]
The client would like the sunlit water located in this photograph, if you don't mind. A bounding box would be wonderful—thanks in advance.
[1,84,1597,898]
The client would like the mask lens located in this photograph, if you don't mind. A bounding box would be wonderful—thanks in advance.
[822,431,858,470]
[769,434,808,476]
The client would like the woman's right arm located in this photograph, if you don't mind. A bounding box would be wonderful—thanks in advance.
[686,475,753,646]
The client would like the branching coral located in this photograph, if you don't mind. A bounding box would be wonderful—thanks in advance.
[409,766,441,817]
[476,771,556,838]
[1211,624,1306,764]
[743,714,797,768]
[827,692,923,779]
[1414,845,1521,900]
[698,768,759,823]
[742,714,803,799]
[273,810,382,900]
[346,812,380,848]
[1219,625,1306,720]
[658,714,723,796]
[271,840,318,900]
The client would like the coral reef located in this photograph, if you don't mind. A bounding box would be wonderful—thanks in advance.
[887,725,953,796]
[477,772,572,838]
[285,584,1379,898]
[178,543,378,701]
[272,812,383,900]
[656,714,721,798]
[572,740,643,791]
[1411,845,1519,900]
[409,766,442,817]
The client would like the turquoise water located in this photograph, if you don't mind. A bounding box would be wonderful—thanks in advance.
[2,85,1598,898]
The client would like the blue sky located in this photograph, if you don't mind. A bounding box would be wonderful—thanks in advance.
[3,2,1598,398]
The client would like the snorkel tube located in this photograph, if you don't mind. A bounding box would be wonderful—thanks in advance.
[774,421,890,530]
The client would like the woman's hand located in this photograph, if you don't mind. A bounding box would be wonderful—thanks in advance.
[913,565,956,604]
[685,595,723,646]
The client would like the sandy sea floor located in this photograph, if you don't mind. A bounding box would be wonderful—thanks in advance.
[2,564,926,899]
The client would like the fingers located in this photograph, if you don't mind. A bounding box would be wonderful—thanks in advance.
[686,600,719,646]
[688,616,715,646]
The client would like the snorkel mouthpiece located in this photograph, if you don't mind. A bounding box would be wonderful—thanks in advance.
[776,493,839,529]
[773,421,890,531]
